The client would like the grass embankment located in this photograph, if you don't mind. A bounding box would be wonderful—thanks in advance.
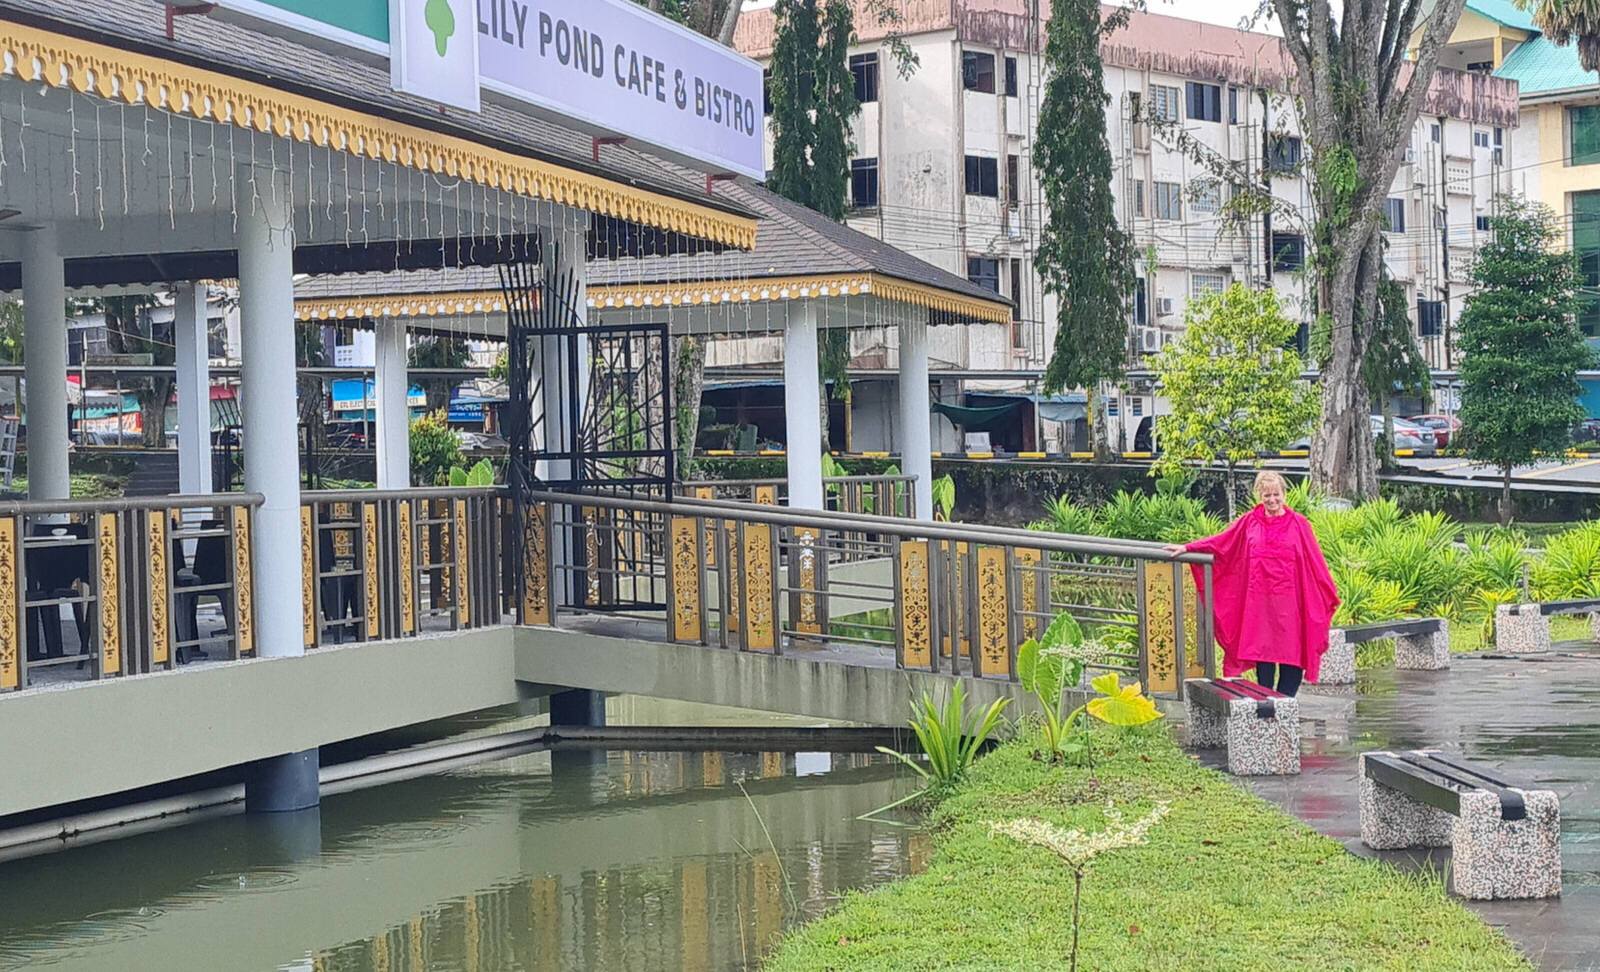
[767,728,1530,971]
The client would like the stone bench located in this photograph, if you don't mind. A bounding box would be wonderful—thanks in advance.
[1321,618,1451,684]
[1183,678,1299,776]
[1494,598,1600,654]
[1359,750,1561,900]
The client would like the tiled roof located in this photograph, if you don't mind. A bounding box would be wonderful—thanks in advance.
[297,178,1010,312]
[0,0,750,220]
[1497,34,1600,95]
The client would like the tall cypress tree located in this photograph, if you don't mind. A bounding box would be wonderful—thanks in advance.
[1459,196,1594,525]
[767,0,857,219]
[1033,0,1135,456]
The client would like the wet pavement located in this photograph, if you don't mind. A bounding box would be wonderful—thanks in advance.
[1193,651,1600,972]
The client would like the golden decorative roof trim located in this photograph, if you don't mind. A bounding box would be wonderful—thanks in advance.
[293,272,1010,323]
[0,22,757,249]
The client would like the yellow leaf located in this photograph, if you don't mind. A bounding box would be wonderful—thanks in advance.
[1089,672,1122,697]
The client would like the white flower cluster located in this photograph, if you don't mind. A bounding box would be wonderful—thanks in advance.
[1039,639,1114,665]
[987,801,1171,868]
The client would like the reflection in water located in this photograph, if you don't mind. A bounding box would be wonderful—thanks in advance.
[0,748,920,972]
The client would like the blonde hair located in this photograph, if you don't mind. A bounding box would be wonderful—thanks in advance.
[1254,470,1287,495]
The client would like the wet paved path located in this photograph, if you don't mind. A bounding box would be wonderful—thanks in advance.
[1195,651,1600,972]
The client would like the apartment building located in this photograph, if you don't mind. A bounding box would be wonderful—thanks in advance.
[735,1,1520,451]
[1430,0,1600,409]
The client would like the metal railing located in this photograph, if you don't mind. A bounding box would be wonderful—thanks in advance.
[679,475,918,520]
[523,489,1216,698]
[0,492,262,690]
[299,487,508,648]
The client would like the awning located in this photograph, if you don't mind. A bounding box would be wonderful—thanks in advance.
[931,400,1019,429]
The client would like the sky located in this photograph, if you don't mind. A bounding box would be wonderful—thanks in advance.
[1151,0,1282,33]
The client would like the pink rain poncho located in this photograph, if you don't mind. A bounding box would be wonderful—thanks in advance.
[1186,506,1341,682]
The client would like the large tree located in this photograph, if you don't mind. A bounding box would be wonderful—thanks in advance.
[1152,284,1318,518]
[768,0,858,220]
[89,294,169,447]
[1034,0,1136,459]
[1366,276,1430,467]
[408,336,472,414]
[1267,0,1468,500]
[1458,197,1594,525]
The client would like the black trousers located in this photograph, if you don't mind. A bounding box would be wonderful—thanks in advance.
[1255,662,1304,697]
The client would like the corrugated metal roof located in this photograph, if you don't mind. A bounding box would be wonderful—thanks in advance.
[1466,0,1537,32]
[1496,35,1600,95]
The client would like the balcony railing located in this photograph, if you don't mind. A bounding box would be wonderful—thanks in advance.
[0,493,262,690]
[678,475,918,519]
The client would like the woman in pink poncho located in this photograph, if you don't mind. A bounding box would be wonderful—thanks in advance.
[1163,470,1339,696]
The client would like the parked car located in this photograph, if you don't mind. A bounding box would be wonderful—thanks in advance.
[1572,418,1600,447]
[1283,417,1436,456]
[457,431,509,452]
[1406,414,1462,448]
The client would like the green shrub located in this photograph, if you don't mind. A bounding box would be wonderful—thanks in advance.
[1532,521,1600,600]
[409,411,463,487]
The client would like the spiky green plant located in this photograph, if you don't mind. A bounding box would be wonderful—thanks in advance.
[877,682,1010,789]
[1532,522,1600,600]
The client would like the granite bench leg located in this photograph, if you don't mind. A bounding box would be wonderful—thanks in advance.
[1225,697,1299,776]
[1320,628,1355,684]
[1494,604,1549,654]
[1395,620,1451,670]
[1450,788,1562,900]
[1185,699,1227,748]
[1358,752,1454,851]
[1590,611,1600,643]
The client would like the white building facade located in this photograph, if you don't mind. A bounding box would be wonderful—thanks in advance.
[736,1,1521,451]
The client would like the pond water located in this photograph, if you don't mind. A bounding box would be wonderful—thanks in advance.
[0,707,924,971]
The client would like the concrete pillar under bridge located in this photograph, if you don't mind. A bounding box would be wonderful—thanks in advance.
[238,167,316,812]
[897,316,934,522]
[21,224,69,502]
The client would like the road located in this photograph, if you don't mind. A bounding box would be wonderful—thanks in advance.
[1263,453,1600,489]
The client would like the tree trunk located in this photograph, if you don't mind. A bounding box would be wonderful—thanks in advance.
[1381,394,1397,472]
[141,376,173,448]
[1088,384,1113,461]
[1501,465,1513,527]
[671,336,707,476]
[715,0,741,46]
[1225,461,1237,519]
[1311,229,1381,500]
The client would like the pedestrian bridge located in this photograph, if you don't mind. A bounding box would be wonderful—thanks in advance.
[0,480,1215,819]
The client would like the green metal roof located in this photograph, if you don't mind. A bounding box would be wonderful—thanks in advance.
[1465,0,1537,31]
[1496,34,1600,94]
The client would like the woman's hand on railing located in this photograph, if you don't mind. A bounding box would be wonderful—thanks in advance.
[1162,543,1187,559]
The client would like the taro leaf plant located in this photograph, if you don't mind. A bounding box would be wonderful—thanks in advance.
[931,473,956,521]
[1019,612,1163,766]
[448,458,496,487]
[875,681,1010,794]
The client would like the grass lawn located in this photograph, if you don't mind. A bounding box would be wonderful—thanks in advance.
[766,728,1530,971]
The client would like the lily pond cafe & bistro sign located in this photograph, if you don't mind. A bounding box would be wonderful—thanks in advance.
[178,0,766,179]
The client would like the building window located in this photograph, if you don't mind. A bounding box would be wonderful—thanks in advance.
[1476,214,1491,232]
[1152,181,1182,220]
[1004,56,1018,97]
[1009,258,1023,326]
[1271,232,1305,271]
[1130,397,1143,417]
[850,53,879,103]
[1417,299,1445,337]
[1266,135,1302,174]
[1191,272,1226,298]
[1191,180,1222,213]
[964,155,999,197]
[1466,59,1494,74]
[1228,86,1240,124]
[850,157,879,208]
[962,51,995,93]
[1431,123,1441,143]
[1385,197,1407,233]
[1149,84,1180,122]
[1494,127,1504,146]
[1575,191,1600,335]
[1571,105,1600,166]
[1107,398,1119,417]
[1133,277,1148,326]
[1473,130,1491,149]
[967,256,1001,293]
[1132,179,1145,218]
[1186,82,1221,122]
[1006,154,1020,205]
[763,71,773,116]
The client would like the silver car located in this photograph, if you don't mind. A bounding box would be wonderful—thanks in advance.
[1372,415,1437,456]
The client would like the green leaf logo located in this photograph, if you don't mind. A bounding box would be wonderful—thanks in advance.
[425,0,456,57]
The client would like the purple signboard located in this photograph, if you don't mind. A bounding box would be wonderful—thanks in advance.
[475,0,764,179]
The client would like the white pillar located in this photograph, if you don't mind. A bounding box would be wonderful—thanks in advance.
[238,171,302,660]
[373,318,411,488]
[174,283,212,496]
[784,303,824,511]
[899,318,933,522]
[21,226,68,501]
[540,213,589,485]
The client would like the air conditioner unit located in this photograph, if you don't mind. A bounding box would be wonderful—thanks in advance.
[1140,327,1160,353]
[1156,297,1175,317]
[1402,146,1416,164]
